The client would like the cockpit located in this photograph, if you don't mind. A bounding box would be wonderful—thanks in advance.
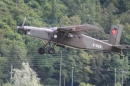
[51,27,57,31]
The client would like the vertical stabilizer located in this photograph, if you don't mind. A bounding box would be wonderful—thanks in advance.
[108,25,123,45]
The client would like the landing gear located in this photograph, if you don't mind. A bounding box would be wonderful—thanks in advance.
[38,42,55,55]
[120,55,124,59]
[47,47,55,54]
[38,47,45,54]
[119,50,124,59]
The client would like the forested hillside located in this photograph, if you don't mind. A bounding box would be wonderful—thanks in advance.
[0,0,130,86]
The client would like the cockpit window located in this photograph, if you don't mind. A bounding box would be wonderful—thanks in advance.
[51,27,57,31]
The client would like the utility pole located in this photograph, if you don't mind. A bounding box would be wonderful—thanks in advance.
[115,68,116,86]
[121,69,124,86]
[71,67,74,86]
[59,51,62,86]
[10,64,13,86]
[64,76,65,86]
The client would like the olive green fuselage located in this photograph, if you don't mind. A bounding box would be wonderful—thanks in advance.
[25,26,121,52]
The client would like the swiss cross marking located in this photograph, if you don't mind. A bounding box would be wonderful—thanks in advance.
[112,28,117,34]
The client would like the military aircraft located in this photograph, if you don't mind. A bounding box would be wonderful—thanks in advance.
[17,18,130,59]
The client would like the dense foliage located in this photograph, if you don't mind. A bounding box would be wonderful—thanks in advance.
[0,0,130,86]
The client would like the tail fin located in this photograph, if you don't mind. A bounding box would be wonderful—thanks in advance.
[108,25,123,45]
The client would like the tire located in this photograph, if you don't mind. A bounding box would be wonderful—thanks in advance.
[47,47,55,54]
[38,47,45,54]
[120,56,123,59]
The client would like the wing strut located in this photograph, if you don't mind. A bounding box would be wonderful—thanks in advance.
[48,29,72,47]
[58,29,72,42]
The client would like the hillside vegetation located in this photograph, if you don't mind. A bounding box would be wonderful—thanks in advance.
[0,0,130,86]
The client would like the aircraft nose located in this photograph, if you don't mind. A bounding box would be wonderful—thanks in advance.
[17,26,23,30]
[17,26,26,34]
[17,26,26,32]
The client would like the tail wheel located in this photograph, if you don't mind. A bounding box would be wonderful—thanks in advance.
[38,47,45,54]
[47,47,55,54]
[119,50,124,59]
[120,55,124,59]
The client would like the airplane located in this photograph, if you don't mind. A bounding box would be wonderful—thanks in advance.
[17,18,130,59]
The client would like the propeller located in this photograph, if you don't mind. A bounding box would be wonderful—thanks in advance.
[22,17,26,27]
[17,17,27,34]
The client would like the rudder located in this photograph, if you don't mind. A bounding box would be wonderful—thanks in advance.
[108,25,123,45]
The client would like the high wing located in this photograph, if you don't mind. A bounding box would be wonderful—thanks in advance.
[57,24,101,34]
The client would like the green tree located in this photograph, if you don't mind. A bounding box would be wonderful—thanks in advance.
[77,0,101,24]
[69,15,81,25]
[79,82,94,86]
[0,57,9,85]
[7,40,27,68]
[116,82,121,86]
[60,50,92,85]
[2,83,10,86]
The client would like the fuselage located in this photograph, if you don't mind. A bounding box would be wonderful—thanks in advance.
[22,26,121,52]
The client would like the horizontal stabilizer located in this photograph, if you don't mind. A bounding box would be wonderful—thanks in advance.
[113,44,130,49]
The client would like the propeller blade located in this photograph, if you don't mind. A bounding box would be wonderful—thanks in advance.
[22,17,26,27]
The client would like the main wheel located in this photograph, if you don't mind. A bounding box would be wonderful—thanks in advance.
[38,47,45,54]
[120,55,123,59]
[47,47,55,54]
[119,54,124,59]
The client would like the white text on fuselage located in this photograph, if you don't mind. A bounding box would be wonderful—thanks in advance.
[92,43,102,48]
